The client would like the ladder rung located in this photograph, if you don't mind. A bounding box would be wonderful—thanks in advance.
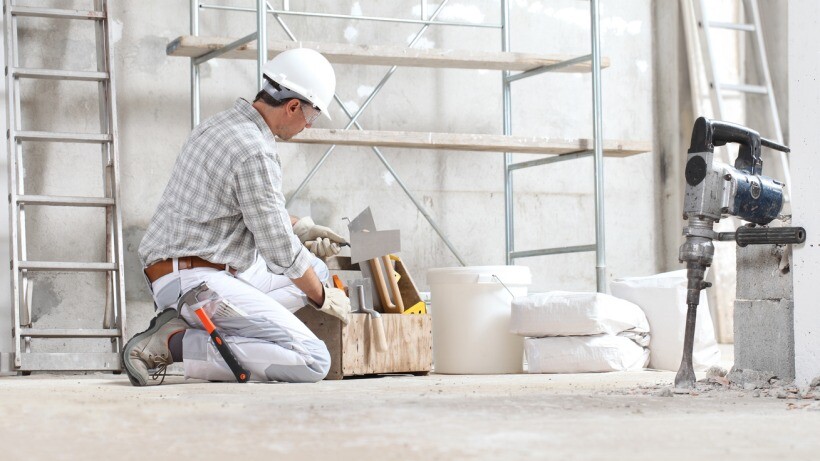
[718,83,768,94]
[10,6,105,20]
[20,328,121,338]
[707,21,755,32]
[12,67,109,82]
[16,352,120,371]
[15,130,112,143]
[16,194,115,207]
[17,261,118,272]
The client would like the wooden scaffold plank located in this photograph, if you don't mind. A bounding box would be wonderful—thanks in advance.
[283,129,651,157]
[167,36,610,72]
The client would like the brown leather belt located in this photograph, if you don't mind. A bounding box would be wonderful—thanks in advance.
[144,256,237,283]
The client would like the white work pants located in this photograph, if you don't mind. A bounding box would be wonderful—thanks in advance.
[149,254,331,383]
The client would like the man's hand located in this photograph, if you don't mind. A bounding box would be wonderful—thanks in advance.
[304,238,340,258]
[293,217,347,258]
[312,286,351,325]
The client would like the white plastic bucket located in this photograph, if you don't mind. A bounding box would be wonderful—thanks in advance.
[428,265,531,374]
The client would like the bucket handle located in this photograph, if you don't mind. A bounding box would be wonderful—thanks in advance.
[476,274,515,297]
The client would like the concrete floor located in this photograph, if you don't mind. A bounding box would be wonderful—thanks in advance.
[1,347,818,461]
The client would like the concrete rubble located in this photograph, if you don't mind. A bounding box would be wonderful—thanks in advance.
[601,366,820,412]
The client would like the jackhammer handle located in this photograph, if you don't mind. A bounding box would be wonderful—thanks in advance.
[760,137,790,153]
[736,226,806,247]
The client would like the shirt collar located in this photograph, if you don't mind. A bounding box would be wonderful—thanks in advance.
[234,98,275,142]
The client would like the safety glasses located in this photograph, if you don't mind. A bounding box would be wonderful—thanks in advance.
[300,101,321,125]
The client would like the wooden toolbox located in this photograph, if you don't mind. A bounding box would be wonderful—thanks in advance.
[295,309,431,380]
[295,256,432,380]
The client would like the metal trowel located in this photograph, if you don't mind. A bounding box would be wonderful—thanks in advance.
[345,207,403,313]
[349,278,388,352]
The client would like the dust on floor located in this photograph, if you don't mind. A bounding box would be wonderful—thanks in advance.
[1,367,818,461]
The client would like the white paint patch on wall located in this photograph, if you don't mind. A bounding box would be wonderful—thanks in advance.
[110,19,123,44]
[528,2,544,14]
[604,17,642,36]
[343,100,360,114]
[382,171,396,186]
[408,35,435,49]
[350,2,362,16]
[635,60,648,73]
[357,85,375,98]
[410,3,485,24]
[344,26,359,43]
[540,7,642,35]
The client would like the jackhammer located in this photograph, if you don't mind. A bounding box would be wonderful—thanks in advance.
[676,117,806,388]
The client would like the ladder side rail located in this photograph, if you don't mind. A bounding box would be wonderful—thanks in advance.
[680,0,708,117]
[745,0,791,198]
[95,0,114,332]
[693,0,737,168]
[4,0,24,368]
[693,1,727,122]
[96,0,126,342]
[12,3,32,355]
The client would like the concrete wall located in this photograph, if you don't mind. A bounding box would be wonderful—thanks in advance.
[789,0,820,386]
[1,1,657,361]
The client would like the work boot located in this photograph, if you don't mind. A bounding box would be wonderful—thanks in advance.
[122,308,187,386]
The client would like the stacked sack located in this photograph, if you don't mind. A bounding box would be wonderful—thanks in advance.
[510,292,651,373]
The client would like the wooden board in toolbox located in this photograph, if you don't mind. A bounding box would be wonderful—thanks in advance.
[295,307,432,380]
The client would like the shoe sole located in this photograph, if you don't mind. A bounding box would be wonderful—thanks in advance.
[122,308,179,386]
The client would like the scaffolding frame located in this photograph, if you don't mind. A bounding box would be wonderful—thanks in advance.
[186,0,607,291]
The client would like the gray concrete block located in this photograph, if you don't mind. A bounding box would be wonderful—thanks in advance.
[734,299,795,380]
[736,244,793,300]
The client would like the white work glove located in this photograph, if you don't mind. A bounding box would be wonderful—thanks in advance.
[311,286,351,325]
[305,238,340,258]
[293,217,347,258]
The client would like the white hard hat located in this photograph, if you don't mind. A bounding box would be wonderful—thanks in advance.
[262,48,336,120]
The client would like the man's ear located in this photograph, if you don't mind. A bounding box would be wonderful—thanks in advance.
[286,99,300,116]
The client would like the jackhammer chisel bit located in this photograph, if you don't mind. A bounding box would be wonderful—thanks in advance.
[676,117,805,389]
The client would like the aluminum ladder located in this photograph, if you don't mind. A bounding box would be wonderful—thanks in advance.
[685,0,790,197]
[3,0,126,373]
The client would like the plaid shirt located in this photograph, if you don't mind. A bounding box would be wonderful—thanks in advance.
[139,98,312,278]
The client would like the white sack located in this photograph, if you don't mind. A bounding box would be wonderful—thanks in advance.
[610,270,720,371]
[525,333,650,373]
[510,291,650,337]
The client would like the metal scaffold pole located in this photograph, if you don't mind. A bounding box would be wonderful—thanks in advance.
[502,0,514,266]
[190,0,200,127]
[591,0,607,292]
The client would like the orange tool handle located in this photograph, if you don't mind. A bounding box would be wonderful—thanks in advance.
[194,307,250,383]
[195,308,216,333]
[332,274,345,291]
